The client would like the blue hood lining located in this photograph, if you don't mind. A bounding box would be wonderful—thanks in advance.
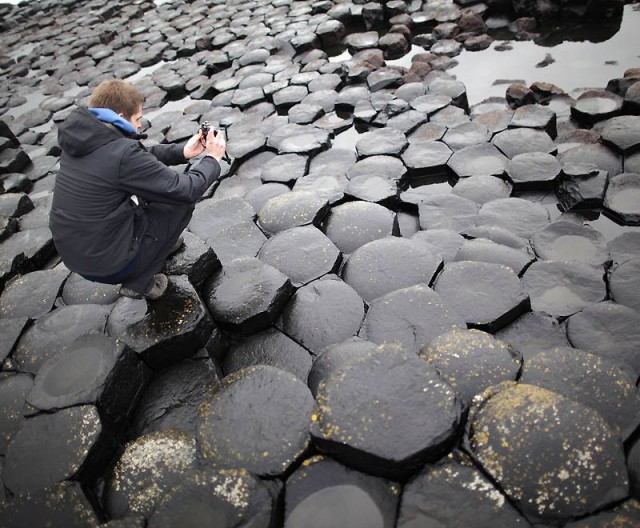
[89,107,137,136]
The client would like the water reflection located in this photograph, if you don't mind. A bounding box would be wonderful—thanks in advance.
[451,4,640,106]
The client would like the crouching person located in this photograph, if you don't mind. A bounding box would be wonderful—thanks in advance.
[50,79,226,300]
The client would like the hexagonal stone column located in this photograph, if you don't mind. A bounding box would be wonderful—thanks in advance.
[278,276,365,355]
[0,267,69,319]
[130,358,220,438]
[323,201,396,255]
[530,220,610,266]
[4,405,106,495]
[475,197,551,239]
[505,151,561,190]
[556,163,608,212]
[609,257,640,313]
[604,172,640,225]
[104,430,198,520]
[397,452,528,527]
[285,456,399,528]
[198,365,314,477]
[495,311,571,360]
[361,284,466,355]
[148,468,276,528]
[466,383,628,524]
[258,225,341,287]
[433,261,530,332]
[342,237,442,302]
[27,335,147,426]
[522,260,606,317]
[258,190,329,236]
[0,373,33,456]
[521,346,640,440]
[311,344,462,480]
[420,329,521,406]
[204,257,293,335]
[107,275,214,370]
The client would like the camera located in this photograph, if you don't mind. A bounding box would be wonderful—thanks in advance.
[199,121,231,164]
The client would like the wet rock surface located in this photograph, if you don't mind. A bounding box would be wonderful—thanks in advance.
[1,0,640,525]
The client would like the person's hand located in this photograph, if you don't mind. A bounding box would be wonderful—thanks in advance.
[205,128,227,161]
[183,131,206,159]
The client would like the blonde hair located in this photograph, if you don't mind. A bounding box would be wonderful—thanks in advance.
[89,80,145,120]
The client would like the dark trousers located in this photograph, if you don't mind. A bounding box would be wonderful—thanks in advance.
[119,202,195,293]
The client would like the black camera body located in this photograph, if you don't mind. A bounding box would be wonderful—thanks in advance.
[200,120,214,138]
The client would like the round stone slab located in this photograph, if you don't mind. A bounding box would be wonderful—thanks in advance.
[311,344,462,480]
[107,275,214,370]
[27,335,145,425]
[570,89,624,126]
[285,456,399,528]
[258,190,329,235]
[565,300,640,376]
[104,430,198,519]
[198,365,314,476]
[307,339,380,397]
[451,175,512,205]
[522,260,606,317]
[447,143,509,179]
[418,194,480,233]
[411,229,466,263]
[494,311,571,360]
[203,257,293,335]
[397,452,528,527]
[130,358,219,438]
[505,151,561,190]
[492,128,556,158]
[222,328,312,383]
[355,127,408,158]
[609,258,640,313]
[323,201,396,255]
[0,268,69,319]
[420,329,521,406]
[466,383,629,524]
[608,231,640,265]
[600,115,640,153]
[521,347,640,440]
[433,261,529,332]
[361,284,466,355]
[61,272,120,305]
[258,225,340,287]
[454,238,534,275]
[278,277,365,355]
[475,197,551,239]
[0,374,33,456]
[342,237,442,302]
[13,303,111,375]
[530,220,610,266]
[148,468,274,528]
[4,405,102,495]
[558,143,623,178]
[604,172,640,225]
[401,141,452,185]
[261,153,308,184]
[442,122,492,151]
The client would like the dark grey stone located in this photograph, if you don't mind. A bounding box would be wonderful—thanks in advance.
[198,365,314,476]
[323,201,396,255]
[510,103,557,138]
[530,220,610,266]
[311,343,462,480]
[600,115,640,153]
[492,128,556,158]
[557,143,622,178]
[521,260,607,317]
[475,197,551,239]
[279,276,365,355]
[60,272,121,306]
[4,405,105,495]
[261,153,308,184]
[27,335,146,425]
[204,257,292,335]
[505,151,561,190]
[608,231,640,265]
[466,383,628,524]
[131,358,220,438]
[0,267,69,319]
[521,346,640,440]
[447,143,509,179]
[570,89,624,126]
[434,261,529,332]
[608,258,640,317]
[398,452,527,527]
[411,229,466,263]
[148,468,275,528]
[402,140,453,184]
[361,284,465,355]
[258,190,329,235]
[421,329,520,407]
[107,275,214,370]
[557,162,608,211]
[418,194,480,233]
[223,327,312,383]
[163,231,221,288]
[604,172,640,225]
[453,238,534,276]
[495,311,570,360]
[342,237,441,302]
[452,175,512,205]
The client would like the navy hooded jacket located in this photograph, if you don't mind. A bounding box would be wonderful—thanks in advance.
[50,106,220,277]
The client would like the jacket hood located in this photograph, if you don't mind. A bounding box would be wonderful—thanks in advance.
[58,106,130,157]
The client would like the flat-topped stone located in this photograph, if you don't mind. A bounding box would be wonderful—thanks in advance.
[475,197,551,239]
[604,172,640,225]
[258,190,329,235]
[530,220,610,266]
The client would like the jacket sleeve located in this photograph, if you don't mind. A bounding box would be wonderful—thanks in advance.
[118,141,221,204]
[147,142,187,166]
